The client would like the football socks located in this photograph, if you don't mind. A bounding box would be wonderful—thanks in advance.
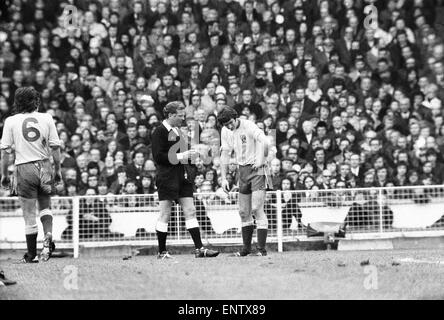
[257,228,268,251]
[241,225,254,252]
[25,233,38,258]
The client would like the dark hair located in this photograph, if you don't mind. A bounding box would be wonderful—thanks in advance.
[162,72,173,79]
[303,174,316,187]
[209,72,221,83]
[316,121,328,129]
[147,113,160,125]
[163,101,185,118]
[13,87,41,114]
[217,107,238,125]
[125,179,137,187]
[137,119,149,128]
[288,134,300,145]
[66,181,78,190]
[181,81,191,90]
[132,149,146,160]
[206,113,217,123]
[71,133,82,142]
[141,170,153,179]
[116,166,127,174]
[126,122,137,130]
[98,179,108,187]
[280,178,294,190]
[426,148,438,157]
[396,161,408,168]
[87,161,100,170]
[204,168,218,188]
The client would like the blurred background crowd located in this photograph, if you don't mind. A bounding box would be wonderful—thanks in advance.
[1,0,444,199]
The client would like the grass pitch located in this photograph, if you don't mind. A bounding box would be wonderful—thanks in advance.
[1,249,444,300]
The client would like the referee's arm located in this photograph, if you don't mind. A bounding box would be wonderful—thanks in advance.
[152,127,184,166]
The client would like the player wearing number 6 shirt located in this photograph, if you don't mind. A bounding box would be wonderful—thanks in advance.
[0,87,62,263]
[218,107,272,256]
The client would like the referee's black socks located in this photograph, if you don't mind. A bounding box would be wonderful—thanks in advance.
[156,231,168,253]
[186,219,203,249]
[241,225,254,252]
[156,221,169,253]
[188,228,203,249]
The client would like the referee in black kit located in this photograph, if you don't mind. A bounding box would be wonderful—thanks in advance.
[152,101,219,259]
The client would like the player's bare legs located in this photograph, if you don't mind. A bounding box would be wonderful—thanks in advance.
[179,197,219,258]
[38,195,55,261]
[20,198,39,263]
[252,190,268,255]
[38,196,53,234]
[156,200,172,259]
[238,193,254,256]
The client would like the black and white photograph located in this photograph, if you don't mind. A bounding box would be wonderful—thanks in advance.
[1,0,444,306]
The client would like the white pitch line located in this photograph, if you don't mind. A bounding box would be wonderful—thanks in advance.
[396,258,444,266]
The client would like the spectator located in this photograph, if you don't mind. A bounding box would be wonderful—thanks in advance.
[140,172,156,195]
[0,0,443,201]
[109,166,128,194]
[126,150,145,186]
[79,188,113,239]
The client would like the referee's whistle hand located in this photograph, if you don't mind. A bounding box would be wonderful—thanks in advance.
[189,149,198,157]
[182,149,198,160]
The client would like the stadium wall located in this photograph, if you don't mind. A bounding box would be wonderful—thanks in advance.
[1,185,444,258]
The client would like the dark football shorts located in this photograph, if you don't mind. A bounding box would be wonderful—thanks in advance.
[16,159,53,199]
[156,171,194,201]
[239,164,273,195]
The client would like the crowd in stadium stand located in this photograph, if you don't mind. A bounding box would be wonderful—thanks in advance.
[1,0,444,200]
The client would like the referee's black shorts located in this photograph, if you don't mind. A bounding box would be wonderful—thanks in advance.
[156,167,194,201]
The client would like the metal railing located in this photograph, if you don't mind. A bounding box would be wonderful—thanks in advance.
[1,185,444,258]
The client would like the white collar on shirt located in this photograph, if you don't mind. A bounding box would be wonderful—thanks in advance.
[162,120,179,135]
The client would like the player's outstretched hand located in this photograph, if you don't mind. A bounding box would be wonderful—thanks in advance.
[221,178,230,194]
[1,176,10,190]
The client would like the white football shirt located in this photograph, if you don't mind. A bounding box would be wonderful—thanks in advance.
[0,112,61,165]
[221,118,267,166]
